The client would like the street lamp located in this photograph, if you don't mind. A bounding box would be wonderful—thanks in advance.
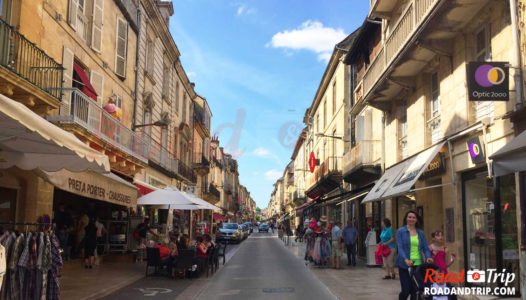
[315,132,344,139]
[133,119,168,130]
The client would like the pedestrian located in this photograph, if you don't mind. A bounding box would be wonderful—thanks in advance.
[330,221,343,269]
[343,220,358,266]
[295,223,304,242]
[429,230,455,274]
[83,217,97,269]
[94,216,106,265]
[270,222,275,233]
[54,204,73,260]
[396,210,433,300]
[380,218,396,279]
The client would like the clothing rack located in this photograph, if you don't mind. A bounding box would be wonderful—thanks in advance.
[0,222,54,232]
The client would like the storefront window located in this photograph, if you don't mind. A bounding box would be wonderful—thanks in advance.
[464,173,497,275]
[499,174,519,291]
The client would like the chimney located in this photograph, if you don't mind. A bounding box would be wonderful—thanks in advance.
[155,0,174,25]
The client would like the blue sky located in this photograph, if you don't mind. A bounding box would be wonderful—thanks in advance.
[169,1,368,209]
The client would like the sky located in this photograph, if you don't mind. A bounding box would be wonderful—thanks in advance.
[169,0,369,209]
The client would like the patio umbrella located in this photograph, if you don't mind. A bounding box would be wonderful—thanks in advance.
[184,193,222,211]
[137,187,196,206]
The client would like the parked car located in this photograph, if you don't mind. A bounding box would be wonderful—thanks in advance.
[216,223,242,243]
[240,224,250,239]
[259,222,269,232]
[243,222,253,234]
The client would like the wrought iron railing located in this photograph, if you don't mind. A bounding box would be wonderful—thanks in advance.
[178,160,196,183]
[48,88,147,162]
[343,140,381,175]
[0,18,63,99]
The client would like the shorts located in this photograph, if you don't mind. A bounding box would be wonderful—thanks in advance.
[331,243,342,257]
[383,248,395,268]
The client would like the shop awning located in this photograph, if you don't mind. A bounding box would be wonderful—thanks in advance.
[362,141,446,204]
[296,199,315,213]
[134,179,159,195]
[40,169,138,207]
[137,187,195,206]
[0,94,109,173]
[184,193,222,211]
[213,213,227,221]
[490,129,526,176]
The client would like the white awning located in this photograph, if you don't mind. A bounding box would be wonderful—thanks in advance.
[490,129,526,176]
[362,141,446,204]
[184,193,222,211]
[40,169,138,207]
[0,94,109,173]
[137,187,195,206]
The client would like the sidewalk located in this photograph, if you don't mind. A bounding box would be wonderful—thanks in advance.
[59,254,144,300]
[282,237,399,300]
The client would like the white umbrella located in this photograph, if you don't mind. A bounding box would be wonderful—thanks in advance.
[137,187,196,206]
[185,193,222,211]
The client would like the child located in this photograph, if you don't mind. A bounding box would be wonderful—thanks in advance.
[430,230,455,274]
[136,241,146,263]
[430,268,448,300]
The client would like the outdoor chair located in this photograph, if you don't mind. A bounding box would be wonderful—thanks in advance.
[145,247,170,277]
[216,241,227,267]
[175,249,195,279]
[206,246,218,277]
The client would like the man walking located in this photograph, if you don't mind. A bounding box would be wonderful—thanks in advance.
[343,220,358,266]
[331,221,344,269]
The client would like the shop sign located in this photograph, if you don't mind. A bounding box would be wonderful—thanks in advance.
[467,62,509,101]
[44,169,137,207]
[420,153,446,180]
[467,136,485,164]
[309,152,317,173]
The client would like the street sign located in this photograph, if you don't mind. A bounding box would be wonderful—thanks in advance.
[467,62,509,101]
[308,152,316,173]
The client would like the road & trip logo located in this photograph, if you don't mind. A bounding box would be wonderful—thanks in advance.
[423,269,516,297]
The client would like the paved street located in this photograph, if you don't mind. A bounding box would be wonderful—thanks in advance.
[190,231,337,300]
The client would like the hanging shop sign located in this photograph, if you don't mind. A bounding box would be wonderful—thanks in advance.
[467,136,485,164]
[420,152,446,180]
[309,152,317,173]
[467,62,509,101]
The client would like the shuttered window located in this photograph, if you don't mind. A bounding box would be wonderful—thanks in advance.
[162,63,171,99]
[90,70,104,103]
[91,0,103,52]
[68,0,78,29]
[115,17,128,78]
[62,46,74,116]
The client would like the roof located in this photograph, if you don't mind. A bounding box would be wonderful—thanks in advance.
[344,18,381,64]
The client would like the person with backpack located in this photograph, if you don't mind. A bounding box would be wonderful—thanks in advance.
[134,216,158,244]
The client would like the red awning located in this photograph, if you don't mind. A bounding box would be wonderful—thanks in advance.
[213,213,227,221]
[135,183,154,195]
[73,63,98,102]
[295,199,315,212]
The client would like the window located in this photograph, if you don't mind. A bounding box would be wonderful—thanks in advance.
[162,62,171,99]
[332,81,337,115]
[430,72,440,118]
[115,17,128,78]
[68,0,88,41]
[161,127,168,149]
[91,0,103,52]
[315,115,319,133]
[323,99,327,128]
[182,94,187,123]
[399,101,408,159]
[175,81,180,113]
[146,38,155,77]
[476,26,491,62]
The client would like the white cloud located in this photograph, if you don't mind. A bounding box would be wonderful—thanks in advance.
[187,71,197,78]
[236,5,256,16]
[264,169,282,181]
[252,147,270,157]
[267,20,346,62]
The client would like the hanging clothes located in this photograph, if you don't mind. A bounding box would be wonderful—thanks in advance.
[0,233,14,300]
[9,234,24,300]
[0,244,5,293]
[18,233,32,300]
[47,234,62,300]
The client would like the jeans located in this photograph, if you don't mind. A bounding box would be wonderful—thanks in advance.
[345,243,356,265]
[398,268,415,300]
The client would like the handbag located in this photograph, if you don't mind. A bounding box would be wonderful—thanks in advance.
[382,244,391,257]
[375,245,383,265]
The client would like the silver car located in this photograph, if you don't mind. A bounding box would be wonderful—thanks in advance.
[216,223,243,243]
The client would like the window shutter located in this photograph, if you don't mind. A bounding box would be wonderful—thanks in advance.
[62,46,74,115]
[91,0,103,52]
[355,115,364,144]
[68,0,78,30]
[90,70,104,103]
[115,17,128,77]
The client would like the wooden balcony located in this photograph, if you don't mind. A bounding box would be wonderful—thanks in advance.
[343,140,382,184]
[306,156,343,199]
[0,18,63,114]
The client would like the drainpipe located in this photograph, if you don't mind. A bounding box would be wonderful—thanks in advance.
[132,7,142,130]
[381,112,386,173]
[510,0,523,107]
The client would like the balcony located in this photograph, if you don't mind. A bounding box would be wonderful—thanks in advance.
[293,190,306,206]
[360,0,440,105]
[145,138,178,175]
[193,105,210,137]
[306,156,343,199]
[177,160,196,183]
[369,0,398,19]
[48,88,148,169]
[343,140,382,184]
[202,183,220,204]
[0,18,63,112]
[193,152,210,175]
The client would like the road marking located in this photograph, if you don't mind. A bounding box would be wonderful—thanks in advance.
[135,288,172,297]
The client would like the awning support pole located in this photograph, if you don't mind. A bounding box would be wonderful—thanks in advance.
[408,182,455,193]
[482,125,492,178]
